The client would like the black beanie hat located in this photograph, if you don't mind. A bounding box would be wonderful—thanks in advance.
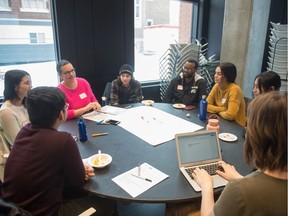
[119,64,133,76]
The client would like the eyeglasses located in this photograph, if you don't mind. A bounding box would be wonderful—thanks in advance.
[183,66,194,71]
[63,103,69,110]
[62,68,76,75]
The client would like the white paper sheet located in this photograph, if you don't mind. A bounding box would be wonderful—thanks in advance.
[115,106,203,146]
[112,163,169,198]
[82,105,127,122]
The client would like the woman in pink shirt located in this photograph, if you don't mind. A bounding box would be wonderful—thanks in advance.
[57,59,101,119]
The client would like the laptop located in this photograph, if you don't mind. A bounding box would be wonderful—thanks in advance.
[175,130,228,192]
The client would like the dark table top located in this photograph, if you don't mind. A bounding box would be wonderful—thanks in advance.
[59,103,253,203]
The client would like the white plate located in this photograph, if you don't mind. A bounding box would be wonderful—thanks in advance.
[142,100,154,106]
[173,103,186,109]
[219,133,238,142]
[88,153,112,168]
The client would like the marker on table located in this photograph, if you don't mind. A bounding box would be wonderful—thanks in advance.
[92,133,109,137]
[131,173,152,182]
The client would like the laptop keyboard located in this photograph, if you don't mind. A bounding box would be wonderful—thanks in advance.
[185,163,224,179]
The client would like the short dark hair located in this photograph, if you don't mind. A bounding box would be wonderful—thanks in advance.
[26,87,66,128]
[4,69,30,102]
[218,62,237,83]
[245,91,287,171]
[255,71,281,93]
[187,59,198,70]
[56,59,71,74]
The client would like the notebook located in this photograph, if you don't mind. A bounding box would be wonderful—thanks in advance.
[175,130,228,192]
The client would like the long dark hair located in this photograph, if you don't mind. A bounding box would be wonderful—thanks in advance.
[3,69,30,103]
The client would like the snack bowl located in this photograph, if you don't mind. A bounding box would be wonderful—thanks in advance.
[142,100,154,106]
[88,153,112,168]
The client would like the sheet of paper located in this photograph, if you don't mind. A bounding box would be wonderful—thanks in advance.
[82,105,127,122]
[112,163,169,198]
[115,106,203,146]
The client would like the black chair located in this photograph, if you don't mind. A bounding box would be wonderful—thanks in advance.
[102,82,112,106]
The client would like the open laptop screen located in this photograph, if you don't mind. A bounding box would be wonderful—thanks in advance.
[177,132,220,165]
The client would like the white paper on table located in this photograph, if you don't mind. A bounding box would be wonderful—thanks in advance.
[112,163,169,198]
[82,105,127,122]
[116,106,203,146]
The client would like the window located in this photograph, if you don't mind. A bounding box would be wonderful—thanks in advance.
[0,1,57,98]
[29,32,37,43]
[0,0,10,9]
[29,32,46,43]
[146,19,153,26]
[21,0,49,12]
[134,0,195,82]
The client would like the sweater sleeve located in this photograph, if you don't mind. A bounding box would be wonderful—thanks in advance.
[207,85,226,113]
[0,109,21,148]
[110,79,120,106]
[134,80,143,102]
[62,134,85,186]
[219,87,241,120]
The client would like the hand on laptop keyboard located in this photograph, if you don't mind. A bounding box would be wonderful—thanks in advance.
[215,161,243,181]
[186,163,224,179]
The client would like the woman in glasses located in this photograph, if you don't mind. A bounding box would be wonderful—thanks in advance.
[57,59,101,120]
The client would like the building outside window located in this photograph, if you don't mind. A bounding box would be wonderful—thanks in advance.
[134,0,195,82]
[0,0,57,98]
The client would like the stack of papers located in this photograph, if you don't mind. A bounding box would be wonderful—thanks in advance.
[83,105,126,122]
[112,163,169,198]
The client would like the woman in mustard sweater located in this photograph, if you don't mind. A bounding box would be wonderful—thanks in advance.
[206,62,246,127]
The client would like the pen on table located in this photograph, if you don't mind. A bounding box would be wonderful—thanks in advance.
[92,133,109,137]
[131,173,152,182]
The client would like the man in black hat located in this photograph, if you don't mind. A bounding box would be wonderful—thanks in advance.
[110,64,143,106]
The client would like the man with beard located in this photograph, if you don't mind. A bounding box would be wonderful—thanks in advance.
[163,59,207,106]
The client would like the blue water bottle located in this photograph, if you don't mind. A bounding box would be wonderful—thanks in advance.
[199,95,207,121]
[78,116,88,142]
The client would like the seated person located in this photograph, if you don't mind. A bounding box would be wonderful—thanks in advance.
[110,64,143,106]
[0,70,32,181]
[162,59,207,106]
[252,70,281,98]
[206,62,246,127]
[192,91,287,216]
[57,59,101,119]
[0,87,115,215]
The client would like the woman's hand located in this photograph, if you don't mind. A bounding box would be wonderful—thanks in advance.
[85,102,101,112]
[84,164,95,181]
[192,167,213,191]
[216,161,243,181]
[94,102,102,111]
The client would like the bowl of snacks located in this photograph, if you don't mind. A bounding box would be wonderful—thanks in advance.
[88,151,112,168]
[141,100,154,106]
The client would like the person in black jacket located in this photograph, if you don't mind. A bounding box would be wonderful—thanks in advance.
[163,59,207,106]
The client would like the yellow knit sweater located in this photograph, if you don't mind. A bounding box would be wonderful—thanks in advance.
[207,83,246,127]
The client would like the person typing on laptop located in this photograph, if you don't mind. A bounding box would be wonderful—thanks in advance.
[192,91,287,216]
